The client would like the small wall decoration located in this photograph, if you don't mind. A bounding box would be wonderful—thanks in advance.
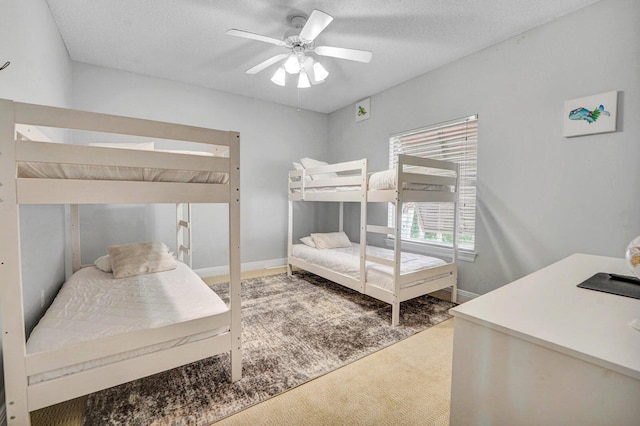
[355,97,370,122]
[563,90,617,137]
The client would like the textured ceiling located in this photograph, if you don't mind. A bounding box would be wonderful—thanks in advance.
[46,0,599,114]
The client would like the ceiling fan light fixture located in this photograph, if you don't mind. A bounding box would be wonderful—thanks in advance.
[312,61,329,81]
[228,9,373,89]
[284,54,301,74]
[271,66,286,86]
[297,71,311,88]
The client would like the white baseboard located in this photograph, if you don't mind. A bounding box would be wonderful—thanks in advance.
[431,287,478,304]
[194,258,287,278]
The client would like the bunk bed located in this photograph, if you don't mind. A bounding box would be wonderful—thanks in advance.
[288,155,458,326]
[0,99,241,425]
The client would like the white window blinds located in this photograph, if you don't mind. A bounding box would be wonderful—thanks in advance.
[388,115,477,250]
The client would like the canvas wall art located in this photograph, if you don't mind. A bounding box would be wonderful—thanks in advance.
[355,98,370,122]
[563,90,617,137]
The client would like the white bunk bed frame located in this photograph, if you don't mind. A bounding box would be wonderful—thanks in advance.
[287,155,458,326]
[0,99,241,425]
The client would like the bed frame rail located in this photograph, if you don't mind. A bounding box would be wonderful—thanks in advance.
[13,101,233,145]
[399,263,456,286]
[17,179,230,205]
[25,312,230,376]
[288,159,367,201]
[27,332,232,411]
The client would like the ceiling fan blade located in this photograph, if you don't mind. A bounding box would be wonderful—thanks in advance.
[246,53,289,74]
[226,29,286,47]
[299,10,333,42]
[315,46,373,63]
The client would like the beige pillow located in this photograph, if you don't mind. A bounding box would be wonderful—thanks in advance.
[107,242,177,279]
[310,232,352,249]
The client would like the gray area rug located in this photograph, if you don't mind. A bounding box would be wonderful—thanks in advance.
[83,272,455,425]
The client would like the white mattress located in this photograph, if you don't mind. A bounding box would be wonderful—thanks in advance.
[368,169,445,191]
[18,162,228,184]
[293,169,445,192]
[368,169,402,190]
[291,243,447,291]
[26,262,229,384]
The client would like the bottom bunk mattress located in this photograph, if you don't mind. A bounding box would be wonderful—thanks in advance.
[291,243,448,291]
[26,262,229,384]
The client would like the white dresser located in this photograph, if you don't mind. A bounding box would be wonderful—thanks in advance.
[449,253,640,426]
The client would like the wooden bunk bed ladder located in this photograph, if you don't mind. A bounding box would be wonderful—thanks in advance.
[177,203,193,268]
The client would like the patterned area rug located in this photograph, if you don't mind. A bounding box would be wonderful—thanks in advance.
[82,272,455,425]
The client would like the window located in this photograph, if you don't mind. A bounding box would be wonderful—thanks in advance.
[388,115,477,251]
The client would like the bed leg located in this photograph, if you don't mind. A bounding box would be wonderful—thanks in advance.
[451,283,458,303]
[5,391,30,426]
[231,346,242,382]
[391,302,400,327]
[287,263,292,277]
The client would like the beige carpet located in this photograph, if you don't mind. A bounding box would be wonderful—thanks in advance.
[214,318,454,426]
[31,268,455,425]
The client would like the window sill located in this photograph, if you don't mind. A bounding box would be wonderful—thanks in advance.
[384,238,477,263]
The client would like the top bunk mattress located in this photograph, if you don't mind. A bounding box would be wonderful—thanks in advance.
[291,242,448,291]
[26,261,229,384]
[18,162,228,184]
[295,169,445,192]
[368,169,444,191]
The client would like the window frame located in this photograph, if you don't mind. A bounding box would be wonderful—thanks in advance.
[387,114,478,262]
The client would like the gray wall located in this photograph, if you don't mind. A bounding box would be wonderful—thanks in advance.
[0,0,73,413]
[1,0,638,417]
[71,63,329,269]
[327,0,640,295]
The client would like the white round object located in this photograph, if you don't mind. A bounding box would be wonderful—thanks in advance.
[625,235,640,278]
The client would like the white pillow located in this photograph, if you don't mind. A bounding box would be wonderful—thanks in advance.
[299,158,338,180]
[311,232,352,249]
[107,241,177,279]
[94,255,112,273]
[300,236,316,248]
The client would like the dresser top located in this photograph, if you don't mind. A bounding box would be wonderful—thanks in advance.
[451,253,640,380]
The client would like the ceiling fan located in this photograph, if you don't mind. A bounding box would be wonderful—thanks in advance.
[226,10,373,88]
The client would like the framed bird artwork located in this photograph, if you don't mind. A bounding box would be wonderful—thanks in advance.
[563,90,617,137]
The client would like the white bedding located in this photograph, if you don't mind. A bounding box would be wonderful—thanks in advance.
[291,243,447,291]
[293,169,445,192]
[26,262,229,384]
[368,169,401,191]
[18,162,228,184]
[16,139,228,183]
